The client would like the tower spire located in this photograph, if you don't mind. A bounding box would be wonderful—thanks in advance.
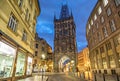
[54,13,56,21]
[60,4,70,19]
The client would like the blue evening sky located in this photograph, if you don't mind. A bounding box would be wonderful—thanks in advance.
[36,0,98,52]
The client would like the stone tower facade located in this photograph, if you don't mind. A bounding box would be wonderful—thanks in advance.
[54,4,77,72]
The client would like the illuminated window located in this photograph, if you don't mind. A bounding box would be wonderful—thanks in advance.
[15,52,25,76]
[89,24,91,29]
[103,0,108,6]
[98,6,102,15]
[8,14,18,32]
[91,20,93,25]
[0,41,16,78]
[94,14,97,20]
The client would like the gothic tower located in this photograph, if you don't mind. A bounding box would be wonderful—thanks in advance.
[54,4,77,72]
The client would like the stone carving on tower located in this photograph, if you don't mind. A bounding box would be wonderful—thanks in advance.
[54,4,77,72]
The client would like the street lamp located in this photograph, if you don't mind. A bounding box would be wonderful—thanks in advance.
[41,54,45,60]
[41,54,46,81]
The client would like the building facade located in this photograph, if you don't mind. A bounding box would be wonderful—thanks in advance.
[86,0,120,81]
[77,47,91,80]
[33,33,53,72]
[54,4,77,72]
[0,0,40,81]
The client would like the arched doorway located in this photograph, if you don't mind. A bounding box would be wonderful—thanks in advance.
[58,56,75,72]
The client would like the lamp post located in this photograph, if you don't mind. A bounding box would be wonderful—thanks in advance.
[41,54,46,81]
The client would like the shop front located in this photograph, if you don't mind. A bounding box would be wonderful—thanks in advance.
[15,51,26,77]
[15,51,33,80]
[0,38,33,81]
[0,40,16,80]
[26,56,33,75]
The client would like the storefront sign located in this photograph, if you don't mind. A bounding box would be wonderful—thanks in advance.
[0,41,16,55]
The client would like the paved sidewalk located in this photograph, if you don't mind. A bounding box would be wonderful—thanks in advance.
[17,75,48,81]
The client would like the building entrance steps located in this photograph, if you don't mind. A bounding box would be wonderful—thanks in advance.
[17,75,48,81]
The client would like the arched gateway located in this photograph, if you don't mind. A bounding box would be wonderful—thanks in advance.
[54,4,77,72]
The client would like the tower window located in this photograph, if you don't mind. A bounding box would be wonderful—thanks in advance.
[107,7,112,16]
[101,16,104,23]
[114,0,120,6]
[109,20,116,32]
[98,6,102,15]
[91,20,93,25]
[102,27,108,37]
[94,14,97,20]
[103,0,108,7]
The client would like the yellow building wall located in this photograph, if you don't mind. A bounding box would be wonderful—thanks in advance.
[0,0,40,54]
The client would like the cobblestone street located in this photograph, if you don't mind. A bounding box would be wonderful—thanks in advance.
[17,73,87,81]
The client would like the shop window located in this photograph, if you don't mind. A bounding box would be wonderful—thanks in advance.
[109,20,116,32]
[8,14,18,32]
[26,57,32,75]
[114,0,120,6]
[107,7,112,16]
[15,52,25,76]
[0,41,16,78]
